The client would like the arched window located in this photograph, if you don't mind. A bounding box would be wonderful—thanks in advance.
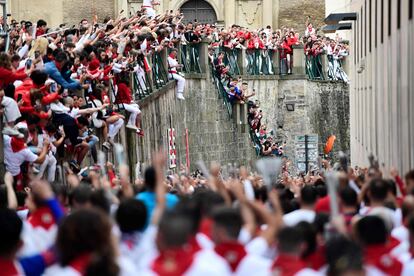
[180,0,217,24]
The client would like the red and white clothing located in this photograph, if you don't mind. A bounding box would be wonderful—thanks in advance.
[272,254,320,276]
[19,207,58,257]
[142,0,156,18]
[215,241,271,276]
[115,83,141,128]
[0,259,25,276]
[3,135,38,176]
[168,55,186,97]
[283,209,316,226]
[364,244,404,276]
[144,246,231,276]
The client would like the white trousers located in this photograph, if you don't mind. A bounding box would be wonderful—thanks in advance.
[39,153,57,182]
[2,96,21,123]
[123,103,141,126]
[135,69,147,91]
[170,73,186,94]
[145,8,156,18]
[108,118,124,139]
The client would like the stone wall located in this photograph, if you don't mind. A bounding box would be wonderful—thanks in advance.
[306,81,350,158]
[9,0,115,27]
[278,0,325,32]
[62,0,115,26]
[135,76,256,172]
[245,78,349,161]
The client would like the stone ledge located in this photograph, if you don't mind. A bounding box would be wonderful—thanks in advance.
[137,81,176,107]
[239,74,307,80]
[184,73,207,79]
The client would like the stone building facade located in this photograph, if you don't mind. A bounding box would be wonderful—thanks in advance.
[327,0,414,173]
[8,0,325,31]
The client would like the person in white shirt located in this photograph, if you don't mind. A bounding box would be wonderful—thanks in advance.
[28,127,57,183]
[3,123,49,178]
[167,48,186,100]
[272,226,320,275]
[142,0,160,19]
[283,185,317,226]
[145,210,230,276]
[211,207,271,276]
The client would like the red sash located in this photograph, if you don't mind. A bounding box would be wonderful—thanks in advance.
[199,218,213,239]
[365,244,403,276]
[69,253,92,275]
[0,259,20,276]
[11,137,26,153]
[272,254,306,276]
[189,236,201,254]
[152,247,195,276]
[215,242,247,272]
[27,206,56,230]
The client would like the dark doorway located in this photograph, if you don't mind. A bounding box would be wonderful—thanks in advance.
[180,0,217,24]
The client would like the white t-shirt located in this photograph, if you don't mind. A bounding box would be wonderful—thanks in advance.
[283,209,316,226]
[143,0,152,7]
[234,254,272,276]
[168,56,179,73]
[402,259,414,276]
[392,225,409,243]
[3,135,38,176]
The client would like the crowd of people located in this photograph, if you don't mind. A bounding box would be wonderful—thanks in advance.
[0,3,397,276]
[1,139,414,275]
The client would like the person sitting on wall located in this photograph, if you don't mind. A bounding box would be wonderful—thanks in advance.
[142,0,160,19]
[167,48,186,100]
[115,73,144,136]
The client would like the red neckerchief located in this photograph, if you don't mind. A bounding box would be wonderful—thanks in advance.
[364,244,403,276]
[151,247,195,276]
[11,137,26,153]
[215,241,247,272]
[272,254,306,276]
[27,206,56,230]
[387,236,401,252]
[0,258,20,275]
[304,246,326,270]
[189,235,201,254]
[69,253,92,274]
[199,217,213,239]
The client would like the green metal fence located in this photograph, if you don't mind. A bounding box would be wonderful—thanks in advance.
[305,54,325,80]
[132,65,153,100]
[180,44,202,73]
[246,49,276,75]
[222,48,241,75]
[210,64,233,118]
[152,51,169,89]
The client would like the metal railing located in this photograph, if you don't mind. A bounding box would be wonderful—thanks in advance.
[327,55,349,83]
[179,44,202,73]
[210,64,233,117]
[249,129,263,156]
[132,63,153,100]
[222,47,241,75]
[151,51,169,89]
[305,54,325,80]
[246,49,273,75]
